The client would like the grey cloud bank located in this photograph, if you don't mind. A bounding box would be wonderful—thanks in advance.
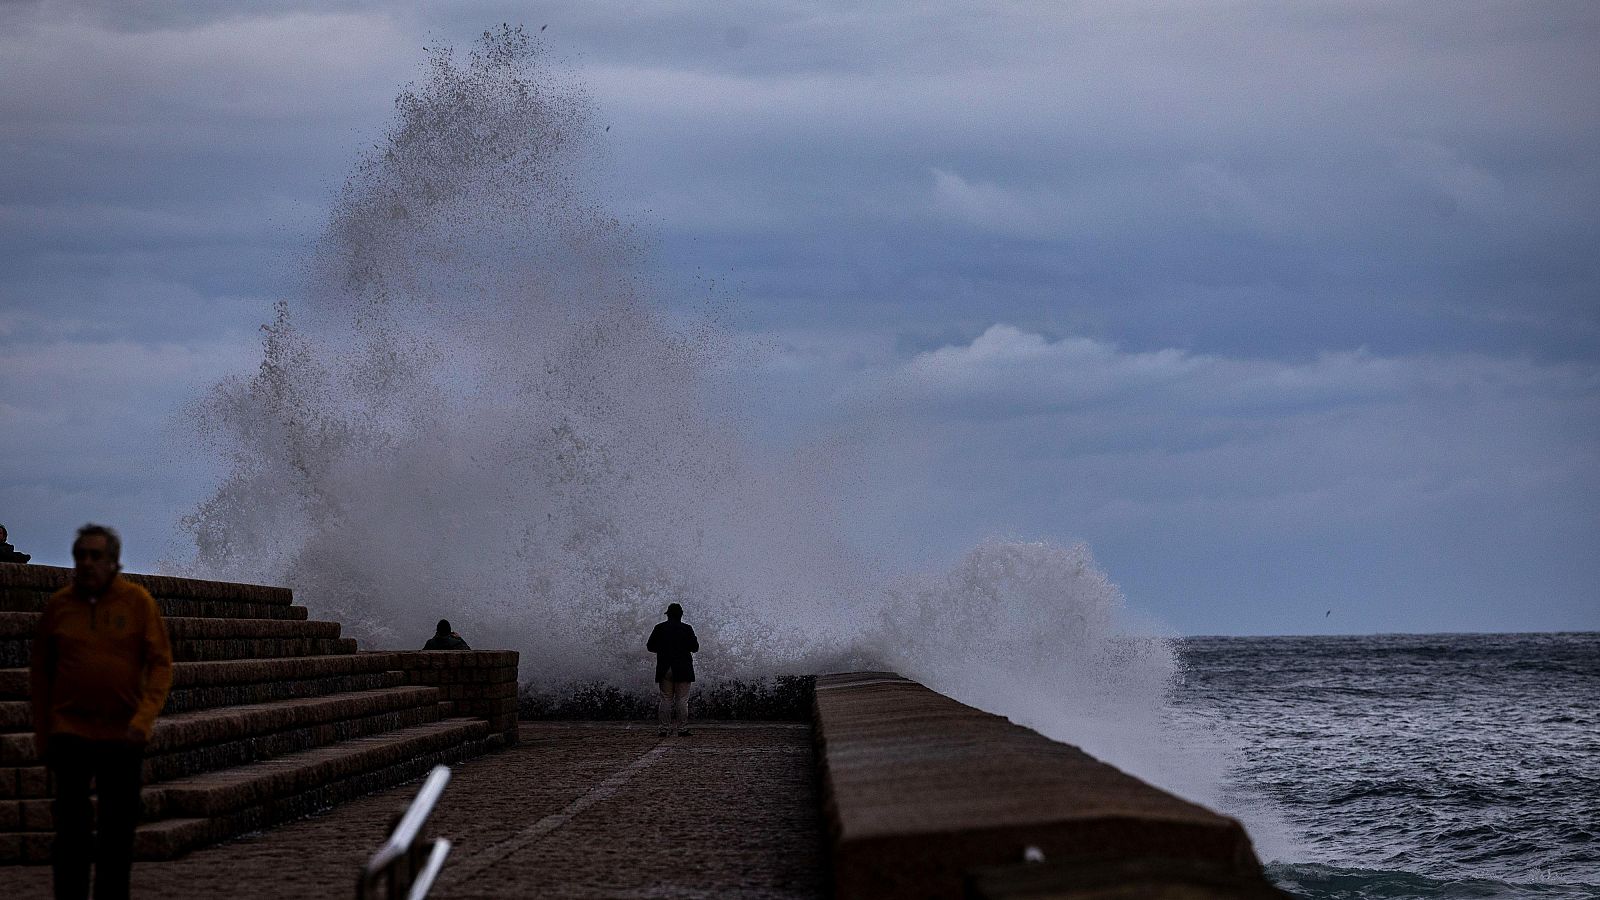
[785,326,1598,634]
[1,1,1595,634]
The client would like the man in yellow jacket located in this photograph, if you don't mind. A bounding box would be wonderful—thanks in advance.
[30,524,173,900]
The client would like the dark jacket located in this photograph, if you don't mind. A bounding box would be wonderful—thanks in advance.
[646,620,698,682]
[423,632,470,650]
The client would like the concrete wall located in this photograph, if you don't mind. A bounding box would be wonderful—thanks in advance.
[814,672,1287,899]
[384,651,520,744]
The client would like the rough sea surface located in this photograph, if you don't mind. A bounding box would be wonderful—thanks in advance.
[1174,632,1600,899]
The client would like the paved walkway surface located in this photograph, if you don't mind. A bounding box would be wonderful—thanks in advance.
[7,722,826,899]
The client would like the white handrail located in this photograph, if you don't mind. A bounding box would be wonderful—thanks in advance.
[358,765,452,899]
[406,838,452,900]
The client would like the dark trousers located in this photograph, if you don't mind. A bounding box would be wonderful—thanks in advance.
[47,734,144,900]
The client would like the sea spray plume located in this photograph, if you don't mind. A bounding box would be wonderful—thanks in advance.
[874,539,1177,752]
[180,25,867,683]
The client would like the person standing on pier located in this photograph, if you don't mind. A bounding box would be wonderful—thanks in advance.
[646,603,698,736]
[30,524,173,900]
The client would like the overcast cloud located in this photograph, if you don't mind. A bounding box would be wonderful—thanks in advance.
[1,1,1595,633]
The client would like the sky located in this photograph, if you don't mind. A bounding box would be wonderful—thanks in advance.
[1,0,1596,635]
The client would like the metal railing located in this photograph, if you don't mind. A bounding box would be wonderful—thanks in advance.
[357,765,452,900]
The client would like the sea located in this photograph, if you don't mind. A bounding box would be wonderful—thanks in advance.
[1173,632,1600,899]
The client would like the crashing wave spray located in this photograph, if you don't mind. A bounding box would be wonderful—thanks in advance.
[179,25,1285,854]
[184,24,873,684]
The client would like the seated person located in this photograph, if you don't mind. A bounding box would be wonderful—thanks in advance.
[423,619,470,650]
[0,524,31,564]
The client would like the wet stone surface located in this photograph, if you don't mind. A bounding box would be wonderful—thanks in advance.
[5,722,826,899]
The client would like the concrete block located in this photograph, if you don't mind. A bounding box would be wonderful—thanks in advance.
[20,797,50,830]
[19,766,48,798]
[2,699,33,731]
[0,832,20,864]
[0,611,39,638]
[0,732,36,766]
[0,668,25,699]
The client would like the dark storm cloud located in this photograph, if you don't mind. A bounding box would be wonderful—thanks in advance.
[1,1,1595,631]
[537,1,1600,360]
[9,2,1594,358]
[0,8,412,340]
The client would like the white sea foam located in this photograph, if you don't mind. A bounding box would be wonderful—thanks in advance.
[177,25,1290,853]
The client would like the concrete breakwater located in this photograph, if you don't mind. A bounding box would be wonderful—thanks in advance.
[815,671,1286,899]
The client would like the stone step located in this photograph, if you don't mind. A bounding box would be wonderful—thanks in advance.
[0,830,49,864]
[0,703,448,832]
[143,693,444,787]
[0,612,352,668]
[163,670,412,719]
[0,719,498,863]
[139,720,496,861]
[0,686,443,770]
[0,796,48,831]
[0,652,407,703]
[0,764,46,800]
[0,634,357,668]
[0,686,449,832]
[0,670,408,733]
[0,611,341,641]
[0,590,308,621]
[0,565,293,606]
[145,716,491,819]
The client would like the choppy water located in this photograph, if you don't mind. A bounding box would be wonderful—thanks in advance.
[1174,632,1600,899]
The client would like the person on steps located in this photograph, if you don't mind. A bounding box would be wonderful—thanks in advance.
[30,524,173,900]
[0,523,31,563]
[646,603,698,736]
[423,619,471,650]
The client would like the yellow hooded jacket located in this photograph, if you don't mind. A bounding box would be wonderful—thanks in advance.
[30,576,173,743]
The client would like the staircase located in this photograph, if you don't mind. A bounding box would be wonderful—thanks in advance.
[0,563,516,864]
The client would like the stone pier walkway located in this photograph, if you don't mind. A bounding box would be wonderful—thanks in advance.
[7,722,826,899]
